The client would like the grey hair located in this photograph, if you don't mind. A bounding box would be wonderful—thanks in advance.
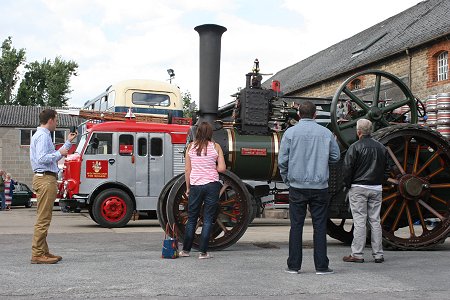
[6,173,11,178]
[356,119,372,135]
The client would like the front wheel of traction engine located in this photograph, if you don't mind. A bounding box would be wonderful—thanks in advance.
[92,188,134,228]
[166,171,252,251]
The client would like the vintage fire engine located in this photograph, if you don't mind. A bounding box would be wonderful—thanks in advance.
[59,115,190,227]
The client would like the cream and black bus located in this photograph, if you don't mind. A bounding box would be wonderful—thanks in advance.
[82,79,183,118]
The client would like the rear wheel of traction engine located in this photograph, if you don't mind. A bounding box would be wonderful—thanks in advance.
[330,69,418,149]
[157,173,184,229]
[92,188,134,228]
[166,170,252,251]
[373,124,450,249]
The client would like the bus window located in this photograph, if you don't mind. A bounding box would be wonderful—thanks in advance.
[119,134,134,156]
[100,96,108,111]
[85,133,113,155]
[94,100,100,111]
[132,92,170,106]
[107,90,115,110]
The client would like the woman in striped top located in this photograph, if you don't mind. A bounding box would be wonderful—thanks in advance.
[179,122,226,259]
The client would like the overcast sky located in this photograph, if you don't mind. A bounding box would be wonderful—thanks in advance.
[1,0,422,107]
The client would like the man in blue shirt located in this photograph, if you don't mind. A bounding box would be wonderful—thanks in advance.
[278,101,340,275]
[30,109,77,264]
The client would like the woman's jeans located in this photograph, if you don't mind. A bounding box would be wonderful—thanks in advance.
[183,181,221,253]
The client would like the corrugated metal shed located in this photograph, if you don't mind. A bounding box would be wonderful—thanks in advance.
[0,105,81,128]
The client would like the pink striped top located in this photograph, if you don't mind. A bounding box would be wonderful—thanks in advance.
[188,141,219,185]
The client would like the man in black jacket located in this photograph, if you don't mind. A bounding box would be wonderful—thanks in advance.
[342,119,390,263]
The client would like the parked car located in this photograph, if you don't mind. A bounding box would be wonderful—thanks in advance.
[12,182,33,208]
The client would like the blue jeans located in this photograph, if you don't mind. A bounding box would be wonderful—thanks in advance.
[183,181,221,253]
[0,192,5,210]
[287,187,330,272]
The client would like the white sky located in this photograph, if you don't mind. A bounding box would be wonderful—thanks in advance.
[1,0,422,107]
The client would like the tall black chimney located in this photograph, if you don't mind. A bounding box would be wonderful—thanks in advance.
[194,24,227,124]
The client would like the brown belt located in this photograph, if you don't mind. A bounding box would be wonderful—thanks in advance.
[35,171,57,178]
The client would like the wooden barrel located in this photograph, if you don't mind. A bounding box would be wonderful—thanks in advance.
[437,93,450,110]
[426,95,437,112]
[437,125,450,139]
[437,110,450,125]
[427,111,437,127]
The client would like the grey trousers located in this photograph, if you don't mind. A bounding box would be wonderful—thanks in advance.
[349,186,384,259]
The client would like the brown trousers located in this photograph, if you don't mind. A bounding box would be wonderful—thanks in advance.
[31,174,57,257]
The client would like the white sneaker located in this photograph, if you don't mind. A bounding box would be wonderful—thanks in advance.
[199,252,212,259]
[179,250,190,257]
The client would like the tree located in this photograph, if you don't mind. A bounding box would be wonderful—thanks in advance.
[182,90,197,118]
[0,37,26,105]
[16,56,78,107]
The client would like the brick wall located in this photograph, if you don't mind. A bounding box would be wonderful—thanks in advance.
[0,127,34,187]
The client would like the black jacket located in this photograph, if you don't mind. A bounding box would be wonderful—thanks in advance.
[343,135,390,188]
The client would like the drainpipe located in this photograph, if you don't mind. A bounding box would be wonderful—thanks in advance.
[405,48,412,89]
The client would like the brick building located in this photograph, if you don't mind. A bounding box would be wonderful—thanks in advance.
[268,0,450,102]
[0,106,80,186]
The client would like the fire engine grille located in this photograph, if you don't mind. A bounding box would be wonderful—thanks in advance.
[172,144,185,176]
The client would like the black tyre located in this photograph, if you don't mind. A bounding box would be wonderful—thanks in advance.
[157,173,184,229]
[166,170,252,251]
[92,188,134,228]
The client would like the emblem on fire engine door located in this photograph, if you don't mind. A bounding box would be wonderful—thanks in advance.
[86,160,108,178]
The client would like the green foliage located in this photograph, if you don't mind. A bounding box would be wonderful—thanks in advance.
[0,37,26,104]
[182,90,197,118]
[16,57,78,107]
[1,36,78,107]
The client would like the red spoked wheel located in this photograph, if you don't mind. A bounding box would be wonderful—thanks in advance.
[374,124,450,249]
[92,188,134,228]
[166,170,252,251]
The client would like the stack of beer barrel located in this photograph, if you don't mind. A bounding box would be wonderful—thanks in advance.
[426,93,450,139]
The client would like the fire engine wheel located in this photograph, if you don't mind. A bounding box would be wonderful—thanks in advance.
[373,124,450,249]
[92,188,134,228]
[157,173,184,229]
[166,170,252,251]
[88,206,97,223]
[330,70,418,149]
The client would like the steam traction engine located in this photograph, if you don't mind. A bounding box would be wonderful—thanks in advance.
[158,24,450,250]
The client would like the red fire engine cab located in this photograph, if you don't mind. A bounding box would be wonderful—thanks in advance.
[59,119,190,227]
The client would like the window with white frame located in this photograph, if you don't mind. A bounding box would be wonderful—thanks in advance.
[437,51,448,81]
[20,129,67,146]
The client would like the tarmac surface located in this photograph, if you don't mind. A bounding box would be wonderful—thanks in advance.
[1,207,449,299]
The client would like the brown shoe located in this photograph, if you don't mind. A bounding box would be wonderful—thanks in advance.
[46,253,63,261]
[343,255,364,263]
[31,255,59,264]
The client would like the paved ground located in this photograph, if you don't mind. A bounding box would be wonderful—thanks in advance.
[0,207,449,299]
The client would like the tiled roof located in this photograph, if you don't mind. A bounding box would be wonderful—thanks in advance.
[265,0,450,95]
[0,105,81,128]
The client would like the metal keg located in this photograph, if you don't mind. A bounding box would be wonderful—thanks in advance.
[437,93,450,110]
[437,125,450,139]
[437,110,450,125]
[427,95,437,112]
[427,111,437,127]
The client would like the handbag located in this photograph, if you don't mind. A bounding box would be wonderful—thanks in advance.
[161,223,179,259]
